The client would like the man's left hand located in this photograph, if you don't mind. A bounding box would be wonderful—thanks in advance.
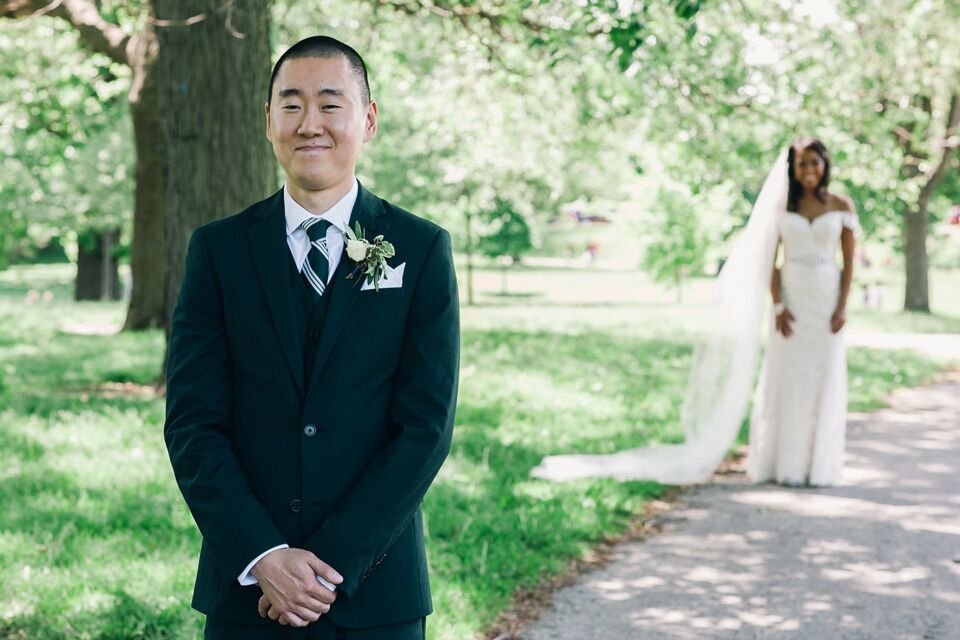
[258,591,329,626]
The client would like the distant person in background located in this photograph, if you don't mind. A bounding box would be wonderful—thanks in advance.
[533,138,859,487]
[749,137,858,486]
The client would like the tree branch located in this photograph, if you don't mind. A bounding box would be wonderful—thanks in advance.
[2,0,132,65]
[919,90,960,204]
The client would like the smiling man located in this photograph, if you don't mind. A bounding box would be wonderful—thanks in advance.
[164,36,460,640]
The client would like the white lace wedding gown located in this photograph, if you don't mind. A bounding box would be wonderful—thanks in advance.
[747,209,858,486]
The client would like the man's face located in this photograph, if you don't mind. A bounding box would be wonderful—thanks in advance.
[265,55,377,195]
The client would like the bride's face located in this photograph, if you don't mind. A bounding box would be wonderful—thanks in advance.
[794,149,825,192]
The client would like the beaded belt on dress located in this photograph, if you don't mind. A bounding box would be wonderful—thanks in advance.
[785,255,835,266]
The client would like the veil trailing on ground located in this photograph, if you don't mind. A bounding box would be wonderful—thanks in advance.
[531,150,788,483]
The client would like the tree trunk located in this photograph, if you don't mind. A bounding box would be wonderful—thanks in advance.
[123,30,166,330]
[154,0,275,342]
[75,228,121,301]
[903,201,930,312]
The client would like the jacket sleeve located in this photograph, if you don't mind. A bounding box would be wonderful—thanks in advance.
[303,228,460,598]
[164,227,287,583]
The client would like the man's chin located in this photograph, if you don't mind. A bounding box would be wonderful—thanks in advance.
[288,174,352,194]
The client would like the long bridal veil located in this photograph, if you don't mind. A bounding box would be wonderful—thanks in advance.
[531,150,788,483]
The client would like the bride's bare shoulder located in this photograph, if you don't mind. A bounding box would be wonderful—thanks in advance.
[828,193,854,212]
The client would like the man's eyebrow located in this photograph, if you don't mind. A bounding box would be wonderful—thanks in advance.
[277,87,345,98]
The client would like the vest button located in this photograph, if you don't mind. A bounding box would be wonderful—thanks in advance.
[289,499,303,513]
[303,424,317,437]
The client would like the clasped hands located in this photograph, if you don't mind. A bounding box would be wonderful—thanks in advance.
[251,548,343,627]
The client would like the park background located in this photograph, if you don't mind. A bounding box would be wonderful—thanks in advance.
[1,0,958,638]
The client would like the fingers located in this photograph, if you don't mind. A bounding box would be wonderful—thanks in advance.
[309,586,337,606]
[306,555,344,586]
[262,591,330,625]
[278,611,308,627]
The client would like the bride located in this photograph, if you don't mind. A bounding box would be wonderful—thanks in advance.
[531,138,858,486]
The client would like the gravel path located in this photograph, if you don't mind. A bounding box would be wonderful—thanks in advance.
[519,372,960,640]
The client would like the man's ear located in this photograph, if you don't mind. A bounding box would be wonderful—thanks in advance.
[364,100,378,143]
[264,102,272,141]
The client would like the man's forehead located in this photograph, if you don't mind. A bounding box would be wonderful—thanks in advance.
[274,56,358,95]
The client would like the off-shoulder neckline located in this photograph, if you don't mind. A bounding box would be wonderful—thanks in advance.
[785,209,851,225]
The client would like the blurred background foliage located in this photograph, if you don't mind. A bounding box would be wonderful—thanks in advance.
[1,0,958,313]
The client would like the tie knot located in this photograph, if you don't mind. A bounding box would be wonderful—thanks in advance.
[300,217,333,242]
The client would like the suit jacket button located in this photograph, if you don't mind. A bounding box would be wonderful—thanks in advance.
[289,499,303,513]
[303,424,317,437]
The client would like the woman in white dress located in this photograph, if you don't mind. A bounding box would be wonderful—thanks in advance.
[531,139,857,485]
[747,137,857,486]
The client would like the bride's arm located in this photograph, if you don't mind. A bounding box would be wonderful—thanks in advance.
[770,238,793,337]
[833,196,857,332]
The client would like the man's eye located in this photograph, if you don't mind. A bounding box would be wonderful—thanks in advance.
[322,105,340,110]
[283,105,301,111]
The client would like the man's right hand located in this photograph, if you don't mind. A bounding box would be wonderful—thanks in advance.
[250,547,343,627]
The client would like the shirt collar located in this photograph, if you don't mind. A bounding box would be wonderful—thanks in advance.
[283,179,358,238]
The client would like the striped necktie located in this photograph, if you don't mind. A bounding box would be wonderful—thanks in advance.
[299,217,333,300]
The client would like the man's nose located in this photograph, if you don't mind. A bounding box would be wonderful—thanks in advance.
[298,107,325,136]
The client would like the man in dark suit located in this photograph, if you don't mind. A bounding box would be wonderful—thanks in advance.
[164,35,459,639]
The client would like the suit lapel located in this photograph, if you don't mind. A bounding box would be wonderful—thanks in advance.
[307,183,390,391]
[248,190,305,394]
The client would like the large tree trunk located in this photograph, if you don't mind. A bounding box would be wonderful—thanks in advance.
[903,201,930,312]
[899,91,959,313]
[154,0,276,341]
[75,228,121,301]
[123,29,166,330]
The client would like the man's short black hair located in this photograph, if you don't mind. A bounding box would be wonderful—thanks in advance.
[267,35,371,105]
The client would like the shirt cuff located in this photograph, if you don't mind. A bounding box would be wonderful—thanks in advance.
[238,544,289,586]
[317,575,337,592]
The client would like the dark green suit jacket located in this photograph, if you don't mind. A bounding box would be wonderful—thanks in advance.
[164,185,460,628]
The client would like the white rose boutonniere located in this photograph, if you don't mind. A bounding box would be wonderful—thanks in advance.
[343,222,396,291]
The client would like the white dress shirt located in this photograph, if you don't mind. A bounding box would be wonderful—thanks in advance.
[283,179,358,278]
[236,178,359,591]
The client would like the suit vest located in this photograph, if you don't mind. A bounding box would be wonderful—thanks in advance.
[287,252,341,384]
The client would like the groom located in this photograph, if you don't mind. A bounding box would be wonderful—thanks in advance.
[164,36,460,639]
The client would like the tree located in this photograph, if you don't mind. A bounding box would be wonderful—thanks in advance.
[642,186,707,303]
[153,0,275,336]
[476,197,535,295]
[2,0,165,327]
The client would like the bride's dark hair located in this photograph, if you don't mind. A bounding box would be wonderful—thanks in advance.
[786,137,831,212]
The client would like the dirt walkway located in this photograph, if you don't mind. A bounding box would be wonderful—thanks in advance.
[519,372,960,639]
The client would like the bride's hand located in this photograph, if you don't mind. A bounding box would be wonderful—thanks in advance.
[775,308,794,338]
[830,307,846,333]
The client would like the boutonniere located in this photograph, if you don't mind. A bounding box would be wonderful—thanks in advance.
[344,222,396,291]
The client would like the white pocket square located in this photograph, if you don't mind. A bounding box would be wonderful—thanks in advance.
[361,262,405,291]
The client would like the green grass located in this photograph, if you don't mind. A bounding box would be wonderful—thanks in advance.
[0,263,955,639]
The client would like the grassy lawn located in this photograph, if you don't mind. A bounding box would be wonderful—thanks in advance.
[0,263,956,639]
